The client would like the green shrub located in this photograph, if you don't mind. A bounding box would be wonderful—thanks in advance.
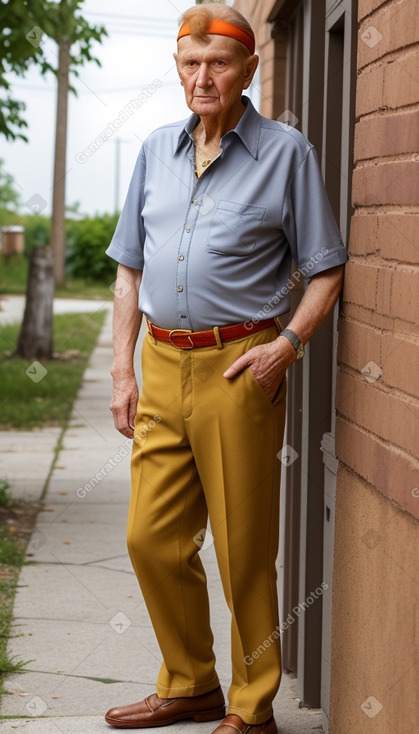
[1,211,119,283]
[66,213,119,281]
[22,214,50,254]
[0,207,19,228]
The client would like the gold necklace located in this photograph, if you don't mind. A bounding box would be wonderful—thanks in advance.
[194,145,221,177]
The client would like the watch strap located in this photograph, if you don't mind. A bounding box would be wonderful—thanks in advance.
[280,328,304,358]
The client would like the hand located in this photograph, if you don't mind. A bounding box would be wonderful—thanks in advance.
[223,337,296,402]
[110,371,139,438]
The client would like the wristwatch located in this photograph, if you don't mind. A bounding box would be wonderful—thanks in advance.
[280,328,305,359]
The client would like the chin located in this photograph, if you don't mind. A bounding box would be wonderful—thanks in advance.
[191,99,220,114]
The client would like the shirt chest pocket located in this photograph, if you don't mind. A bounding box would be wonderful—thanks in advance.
[206,200,266,257]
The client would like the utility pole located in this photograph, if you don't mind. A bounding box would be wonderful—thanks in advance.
[51,35,70,286]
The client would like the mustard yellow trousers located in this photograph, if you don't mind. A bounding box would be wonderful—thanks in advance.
[127,325,286,725]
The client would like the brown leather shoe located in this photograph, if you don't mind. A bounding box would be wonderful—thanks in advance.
[212,714,278,734]
[105,685,225,728]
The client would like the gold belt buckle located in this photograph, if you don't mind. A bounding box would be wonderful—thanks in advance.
[146,318,154,336]
[168,328,194,349]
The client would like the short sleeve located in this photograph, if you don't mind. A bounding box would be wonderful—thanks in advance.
[282,146,348,277]
[106,146,146,270]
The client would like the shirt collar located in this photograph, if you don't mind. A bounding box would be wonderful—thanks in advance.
[174,96,261,159]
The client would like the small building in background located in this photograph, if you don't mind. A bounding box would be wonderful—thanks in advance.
[0,226,25,255]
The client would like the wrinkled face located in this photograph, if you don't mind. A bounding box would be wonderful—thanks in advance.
[174,34,258,118]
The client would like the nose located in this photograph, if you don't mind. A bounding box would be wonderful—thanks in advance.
[196,62,211,88]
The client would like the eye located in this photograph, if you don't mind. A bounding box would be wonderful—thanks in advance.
[186,60,197,68]
[214,60,225,67]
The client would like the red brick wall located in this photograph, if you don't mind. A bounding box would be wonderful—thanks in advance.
[336,0,419,519]
[233,0,286,117]
[332,5,418,731]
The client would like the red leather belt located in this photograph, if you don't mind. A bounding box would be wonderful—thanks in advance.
[146,317,280,349]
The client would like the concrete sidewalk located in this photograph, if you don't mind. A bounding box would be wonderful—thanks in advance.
[0,296,111,503]
[1,308,322,733]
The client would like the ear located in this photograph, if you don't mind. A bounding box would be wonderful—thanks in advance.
[173,52,184,86]
[243,54,259,90]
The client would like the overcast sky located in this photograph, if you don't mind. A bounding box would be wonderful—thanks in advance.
[2,0,260,218]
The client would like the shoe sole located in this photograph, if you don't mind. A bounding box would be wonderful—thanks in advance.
[105,704,226,728]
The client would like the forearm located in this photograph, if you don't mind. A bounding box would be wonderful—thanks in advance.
[110,264,143,377]
[280,264,344,349]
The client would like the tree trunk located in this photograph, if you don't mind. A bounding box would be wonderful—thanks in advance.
[51,37,70,286]
[17,246,54,359]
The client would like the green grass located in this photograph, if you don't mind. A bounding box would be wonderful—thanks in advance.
[0,481,11,509]
[0,310,107,429]
[0,255,27,294]
[0,483,34,697]
[0,254,113,300]
[0,528,25,568]
[0,571,28,695]
[0,502,36,698]
[55,277,114,301]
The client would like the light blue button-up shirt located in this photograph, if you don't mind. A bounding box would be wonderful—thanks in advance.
[106,97,347,331]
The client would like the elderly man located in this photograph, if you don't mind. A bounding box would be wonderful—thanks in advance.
[105,3,347,732]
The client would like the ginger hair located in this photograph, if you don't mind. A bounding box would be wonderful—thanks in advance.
[178,2,255,56]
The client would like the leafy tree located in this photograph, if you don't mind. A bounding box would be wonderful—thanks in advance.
[0,1,107,283]
[5,1,107,357]
[0,0,47,140]
[41,1,107,284]
[0,1,106,142]
[0,158,21,209]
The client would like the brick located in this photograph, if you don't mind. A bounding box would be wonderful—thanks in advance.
[338,320,382,372]
[390,267,419,322]
[358,0,419,69]
[336,371,418,456]
[381,332,419,396]
[376,264,393,314]
[348,213,379,256]
[358,0,388,21]
[356,48,419,116]
[378,213,419,263]
[335,418,419,518]
[342,260,377,309]
[384,49,419,109]
[354,109,419,162]
[341,301,419,337]
[348,212,419,265]
[356,63,384,117]
[342,302,393,331]
[352,159,419,206]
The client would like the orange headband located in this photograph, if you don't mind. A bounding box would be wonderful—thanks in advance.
[177,19,255,55]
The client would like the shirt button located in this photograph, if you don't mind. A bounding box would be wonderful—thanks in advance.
[177,285,183,292]
[179,255,184,261]
[185,226,191,233]
[192,200,197,205]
